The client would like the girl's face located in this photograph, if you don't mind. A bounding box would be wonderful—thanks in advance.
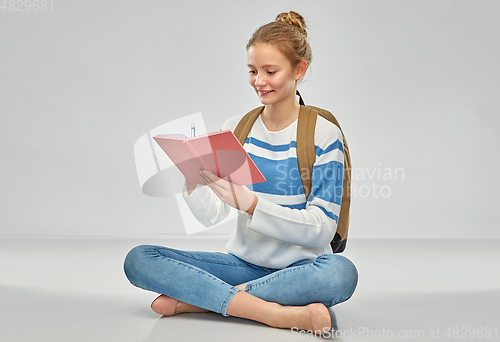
[247,43,303,107]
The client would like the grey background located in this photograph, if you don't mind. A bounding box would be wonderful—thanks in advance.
[1,0,498,239]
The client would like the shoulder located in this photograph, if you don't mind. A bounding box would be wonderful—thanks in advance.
[221,106,264,132]
[313,112,344,149]
[221,113,247,132]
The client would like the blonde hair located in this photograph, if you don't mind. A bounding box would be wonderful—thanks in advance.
[246,11,312,68]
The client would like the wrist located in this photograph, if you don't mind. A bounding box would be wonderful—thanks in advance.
[245,195,258,215]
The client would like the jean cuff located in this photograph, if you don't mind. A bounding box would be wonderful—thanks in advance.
[220,287,241,317]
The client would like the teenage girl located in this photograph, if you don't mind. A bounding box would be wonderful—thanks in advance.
[124,11,358,335]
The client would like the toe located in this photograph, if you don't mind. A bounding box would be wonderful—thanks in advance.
[307,303,332,336]
[151,295,178,316]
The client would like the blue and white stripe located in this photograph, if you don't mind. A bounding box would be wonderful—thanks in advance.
[228,115,345,224]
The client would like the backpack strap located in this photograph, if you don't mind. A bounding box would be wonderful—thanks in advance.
[233,106,264,146]
[296,106,317,199]
[305,105,352,253]
[296,90,305,106]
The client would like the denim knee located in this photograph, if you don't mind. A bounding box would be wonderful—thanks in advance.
[319,254,358,305]
[123,245,152,288]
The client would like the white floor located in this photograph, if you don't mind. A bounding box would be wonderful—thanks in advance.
[0,238,499,342]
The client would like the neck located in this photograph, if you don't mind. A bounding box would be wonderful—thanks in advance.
[261,95,301,132]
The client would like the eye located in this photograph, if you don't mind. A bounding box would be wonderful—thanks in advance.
[267,71,276,75]
[248,70,257,74]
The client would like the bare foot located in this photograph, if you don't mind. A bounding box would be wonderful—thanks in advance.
[307,303,332,336]
[151,295,209,316]
[275,303,331,335]
[151,295,179,316]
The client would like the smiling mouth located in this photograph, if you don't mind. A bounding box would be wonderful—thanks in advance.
[259,90,274,95]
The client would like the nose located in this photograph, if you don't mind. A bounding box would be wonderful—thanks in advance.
[254,72,266,88]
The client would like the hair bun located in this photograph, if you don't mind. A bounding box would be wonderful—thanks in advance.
[275,11,307,37]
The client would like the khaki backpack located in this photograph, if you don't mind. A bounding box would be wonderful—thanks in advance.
[233,104,351,253]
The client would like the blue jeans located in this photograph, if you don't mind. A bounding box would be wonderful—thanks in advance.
[124,245,358,317]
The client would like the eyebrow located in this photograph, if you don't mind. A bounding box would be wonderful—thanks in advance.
[247,64,280,68]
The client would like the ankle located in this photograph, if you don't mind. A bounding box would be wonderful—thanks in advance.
[271,304,300,329]
[269,303,286,328]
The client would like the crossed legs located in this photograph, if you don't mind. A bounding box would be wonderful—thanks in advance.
[124,245,357,334]
[150,285,331,333]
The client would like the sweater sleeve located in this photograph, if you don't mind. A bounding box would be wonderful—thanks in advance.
[181,182,230,227]
[247,123,345,248]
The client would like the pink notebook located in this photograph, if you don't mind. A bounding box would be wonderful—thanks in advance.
[153,130,266,186]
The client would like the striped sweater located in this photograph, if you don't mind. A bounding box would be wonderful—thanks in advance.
[182,112,345,269]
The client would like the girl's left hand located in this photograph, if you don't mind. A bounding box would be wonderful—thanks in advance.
[199,169,258,214]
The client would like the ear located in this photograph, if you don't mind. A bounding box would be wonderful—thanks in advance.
[295,60,308,80]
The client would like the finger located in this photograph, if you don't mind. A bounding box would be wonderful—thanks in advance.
[200,171,216,186]
[201,174,224,194]
[201,171,228,191]
[200,171,215,185]
[203,178,223,198]
[228,182,240,210]
[200,170,218,181]
[199,172,210,184]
